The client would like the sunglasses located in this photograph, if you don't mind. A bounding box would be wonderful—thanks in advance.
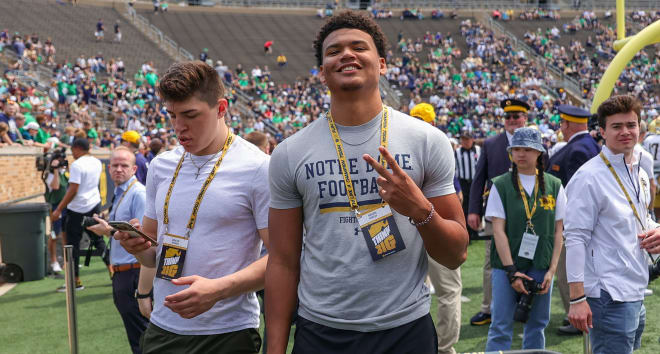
[505,113,524,120]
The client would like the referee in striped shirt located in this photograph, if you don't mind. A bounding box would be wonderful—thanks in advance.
[455,128,480,239]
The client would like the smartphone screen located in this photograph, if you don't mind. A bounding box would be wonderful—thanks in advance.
[109,221,158,246]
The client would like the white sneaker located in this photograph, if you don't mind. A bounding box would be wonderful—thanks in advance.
[51,262,62,273]
[461,295,471,303]
[644,288,653,296]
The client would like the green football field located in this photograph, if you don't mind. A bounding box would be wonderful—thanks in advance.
[1,241,658,353]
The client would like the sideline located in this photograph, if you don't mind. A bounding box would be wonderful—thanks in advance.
[0,283,17,297]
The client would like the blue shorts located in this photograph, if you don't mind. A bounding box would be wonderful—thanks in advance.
[51,203,66,235]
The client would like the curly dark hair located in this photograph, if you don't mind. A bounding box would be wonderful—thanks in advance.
[313,10,388,67]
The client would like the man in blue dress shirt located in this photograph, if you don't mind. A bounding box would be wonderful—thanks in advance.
[87,146,151,354]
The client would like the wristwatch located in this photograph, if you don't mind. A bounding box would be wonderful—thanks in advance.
[135,289,153,299]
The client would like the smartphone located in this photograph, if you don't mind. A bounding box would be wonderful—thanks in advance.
[108,221,158,246]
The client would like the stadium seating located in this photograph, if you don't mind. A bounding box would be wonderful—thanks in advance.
[140,8,470,84]
[0,0,171,73]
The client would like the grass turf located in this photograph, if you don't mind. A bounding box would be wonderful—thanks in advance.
[0,241,658,353]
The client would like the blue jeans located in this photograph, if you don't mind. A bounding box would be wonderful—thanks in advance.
[588,289,645,354]
[485,268,552,351]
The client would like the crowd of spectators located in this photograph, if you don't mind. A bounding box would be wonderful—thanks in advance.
[0,26,180,155]
[3,9,660,154]
[521,10,660,107]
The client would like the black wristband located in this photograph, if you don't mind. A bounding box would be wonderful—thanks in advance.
[135,288,153,299]
[570,295,586,302]
[503,265,518,284]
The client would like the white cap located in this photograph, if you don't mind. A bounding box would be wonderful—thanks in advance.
[25,122,40,130]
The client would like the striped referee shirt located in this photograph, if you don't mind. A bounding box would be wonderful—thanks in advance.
[455,145,481,181]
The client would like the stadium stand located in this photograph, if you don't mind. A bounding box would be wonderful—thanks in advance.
[140,8,469,84]
[0,0,171,73]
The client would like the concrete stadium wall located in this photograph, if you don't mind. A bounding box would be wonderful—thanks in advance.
[0,147,111,206]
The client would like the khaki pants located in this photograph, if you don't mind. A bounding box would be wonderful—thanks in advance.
[556,243,570,314]
[481,239,492,314]
[428,256,461,354]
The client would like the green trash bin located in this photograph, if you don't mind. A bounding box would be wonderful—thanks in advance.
[0,203,49,282]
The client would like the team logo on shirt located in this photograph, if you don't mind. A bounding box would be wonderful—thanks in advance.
[539,195,556,211]
[302,155,414,214]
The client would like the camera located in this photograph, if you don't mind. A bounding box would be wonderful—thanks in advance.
[36,147,68,172]
[513,278,545,323]
[82,216,99,228]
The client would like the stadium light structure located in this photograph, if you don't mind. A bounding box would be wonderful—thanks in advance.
[590,0,660,113]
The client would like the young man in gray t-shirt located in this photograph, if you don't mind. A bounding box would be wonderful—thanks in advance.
[266,11,468,354]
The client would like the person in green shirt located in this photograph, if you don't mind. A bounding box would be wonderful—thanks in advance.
[484,127,565,351]
[83,121,99,146]
[145,71,158,87]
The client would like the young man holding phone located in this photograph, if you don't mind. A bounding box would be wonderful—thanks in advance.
[114,61,270,353]
[86,146,151,354]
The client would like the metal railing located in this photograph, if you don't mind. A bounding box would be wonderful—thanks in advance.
[577,0,660,9]
[379,76,402,108]
[213,0,564,9]
[0,48,117,129]
[486,18,587,105]
[123,5,193,62]
[215,0,329,7]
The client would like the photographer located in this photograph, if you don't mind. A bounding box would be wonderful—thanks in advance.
[484,128,565,351]
[51,138,106,291]
[44,153,68,274]
[566,95,660,354]
[85,147,151,354]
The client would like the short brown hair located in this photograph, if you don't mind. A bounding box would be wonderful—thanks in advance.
[157,61,225,107]
[313,10,388,67]
[244,131,268,149]
[597,95,642,128]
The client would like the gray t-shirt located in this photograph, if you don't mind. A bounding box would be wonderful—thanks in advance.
[269,106,455,331]
[145,137,270,335]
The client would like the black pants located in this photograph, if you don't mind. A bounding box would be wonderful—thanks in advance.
[113,267,149,354]
[459,178,479,239]
[292,314,437,354]
[141,323,261,354]
[64,204,105,277]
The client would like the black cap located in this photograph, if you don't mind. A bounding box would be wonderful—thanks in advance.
[501,98,530,113]
[460,127,474,138]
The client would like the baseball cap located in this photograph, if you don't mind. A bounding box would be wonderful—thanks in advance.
[25,122,40,130]
[410,103,436,123]
[121,130,141,144]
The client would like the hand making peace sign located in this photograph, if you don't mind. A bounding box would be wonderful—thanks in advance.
[363,146,432,223]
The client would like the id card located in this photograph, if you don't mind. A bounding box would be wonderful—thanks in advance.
[156,233,188,280]
[356,204,406,261]
[518,232,539,260]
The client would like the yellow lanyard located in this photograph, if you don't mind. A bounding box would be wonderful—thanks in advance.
[111,179,138,220]
[517,171,539,230]
[599,152,645,228]
[163,133,235,236]
[327,106,388,211]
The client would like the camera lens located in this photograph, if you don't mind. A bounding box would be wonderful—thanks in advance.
[82,216,99,228]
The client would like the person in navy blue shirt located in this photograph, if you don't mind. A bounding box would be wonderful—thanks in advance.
[546,104,600,336]
[121,130,149,185]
